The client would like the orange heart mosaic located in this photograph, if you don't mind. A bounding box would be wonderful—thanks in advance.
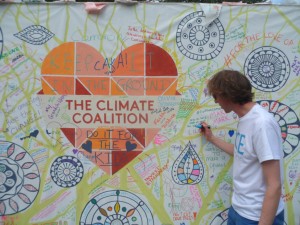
[38,42,181,175]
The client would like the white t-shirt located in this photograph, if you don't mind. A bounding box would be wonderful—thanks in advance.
[232,104,284,221]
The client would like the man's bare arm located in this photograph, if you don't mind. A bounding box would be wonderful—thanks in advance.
[259,160,282,225]
[200,122,234,156]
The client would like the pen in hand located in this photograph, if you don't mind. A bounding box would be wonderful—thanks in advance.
[195,124,211,129]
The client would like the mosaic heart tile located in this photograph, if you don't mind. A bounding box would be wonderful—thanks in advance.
[38,42,181,175]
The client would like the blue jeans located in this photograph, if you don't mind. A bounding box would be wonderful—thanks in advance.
[227,206,284,225]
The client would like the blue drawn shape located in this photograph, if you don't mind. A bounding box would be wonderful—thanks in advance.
[50,155,84,188]
[126,141,137,151]
[0,27,3,59]
[172,141,204,185]
[244,46,290,92]
[0,141,40,215]
[81,140,92,153]
[14,25,54,45]
[80,190,154,225]
[20,129,39,140]
[257,100,300,157]
[228,130,234,137]
[176,11,225,61]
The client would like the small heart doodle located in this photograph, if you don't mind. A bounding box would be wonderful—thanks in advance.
[126,141,137,151]
[82,140,92,153]
[228,130,235,137]
[20,130,39,140]
[30,130,39,138]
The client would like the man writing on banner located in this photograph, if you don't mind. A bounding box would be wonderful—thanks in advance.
[200,70,284,225]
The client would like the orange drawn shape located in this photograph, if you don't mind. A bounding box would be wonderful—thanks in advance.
[111,79,127,96]
[145,128,160,146]
[126,208,135,217]
[146,43,177,76]
[146,77,177,96]
[163,80,180,96]
[77,77,110,95]
[42,76,74,95]
[81,150,111,174]
[177,168,184,173]
[41,42,75,75]
[76,42,107,76]
[112,77,145,96]
[112,44,145,76]
[41,78,56,95]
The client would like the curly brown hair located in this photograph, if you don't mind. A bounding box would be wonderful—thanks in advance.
[207,70,254,105]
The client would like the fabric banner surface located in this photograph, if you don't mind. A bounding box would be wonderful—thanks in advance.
[0,2,299,225]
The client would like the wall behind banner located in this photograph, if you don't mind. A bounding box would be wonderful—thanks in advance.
[0,2,299,225]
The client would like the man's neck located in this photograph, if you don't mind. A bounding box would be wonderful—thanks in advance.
[233,102,256,118]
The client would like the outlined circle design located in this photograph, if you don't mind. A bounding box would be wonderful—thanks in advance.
[257,100,300,157]
[244,46,290,92]
[50,155,84,188]
[0,141,40,215]
[176,11,225,60]
[209,208,228,225]
[0,157,22,196]
[80,190,154,225]
[209,208,287,225]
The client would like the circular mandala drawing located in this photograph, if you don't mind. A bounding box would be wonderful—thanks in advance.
[257,100,300,157]
[0,141,40,215]
[176,11,225,60]
[50,155,84,188]
[244,46,290,92]
[80,190,154,225]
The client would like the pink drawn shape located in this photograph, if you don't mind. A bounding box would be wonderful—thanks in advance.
[21,162,34,169]
[7,144,15,157]
[18,193,31,204]
[15,152,26,161]
[192,170,200,175]
[84,2,106,14]
[154,134,168,145]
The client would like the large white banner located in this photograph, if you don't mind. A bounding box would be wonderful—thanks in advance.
[0,2,299,224]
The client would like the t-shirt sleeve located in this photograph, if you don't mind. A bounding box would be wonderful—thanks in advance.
[253,120,283,163]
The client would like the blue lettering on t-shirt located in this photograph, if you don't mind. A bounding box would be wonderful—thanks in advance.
[235,132,245,155]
